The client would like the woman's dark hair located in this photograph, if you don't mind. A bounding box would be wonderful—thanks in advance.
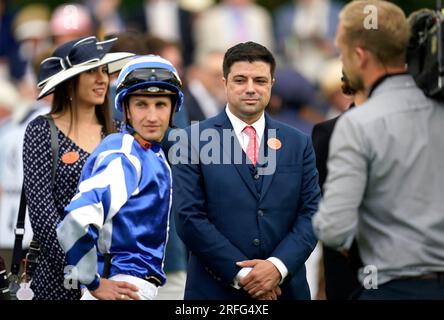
[50,75,115,136]
[222,41,276,79]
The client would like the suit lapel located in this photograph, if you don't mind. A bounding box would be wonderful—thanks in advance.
[258,114,282,201]
[214,112,259,199]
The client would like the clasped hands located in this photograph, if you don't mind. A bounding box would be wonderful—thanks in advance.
[236,259,282,300]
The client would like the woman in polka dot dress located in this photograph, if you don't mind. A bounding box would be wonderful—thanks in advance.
[22,36,133,300]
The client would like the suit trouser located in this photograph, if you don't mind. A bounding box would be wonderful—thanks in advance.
[80,274,158,300]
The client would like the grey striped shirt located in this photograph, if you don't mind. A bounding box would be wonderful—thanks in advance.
[313,75,444,285]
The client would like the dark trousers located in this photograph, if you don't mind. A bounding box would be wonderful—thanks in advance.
[358,278,444,300]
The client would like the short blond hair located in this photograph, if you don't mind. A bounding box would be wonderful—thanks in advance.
[339,0,410,66]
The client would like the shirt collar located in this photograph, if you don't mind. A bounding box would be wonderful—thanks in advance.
[123,124,161,152]
[367,72,409,98]
[225,104,265,140]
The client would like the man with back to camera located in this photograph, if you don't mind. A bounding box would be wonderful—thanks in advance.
[312,0,444,299]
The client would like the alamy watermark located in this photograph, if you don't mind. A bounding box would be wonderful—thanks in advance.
[362,265,378,289]
[63,265,79,290]
[63,5,81,31]
[62,263,380,291]
[167,122,278,176]
[364,5,378,30]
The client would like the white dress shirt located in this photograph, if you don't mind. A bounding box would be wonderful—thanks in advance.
[225,105,264,153]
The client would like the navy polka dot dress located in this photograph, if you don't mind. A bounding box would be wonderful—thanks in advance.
[23,116,120,300]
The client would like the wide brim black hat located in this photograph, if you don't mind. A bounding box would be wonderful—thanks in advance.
[37,36,134,99]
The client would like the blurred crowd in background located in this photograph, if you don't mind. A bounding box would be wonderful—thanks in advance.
[0,0,435,299]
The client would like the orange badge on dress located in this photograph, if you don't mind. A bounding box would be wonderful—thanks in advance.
[62,151,80,164]
[267,138,282,150]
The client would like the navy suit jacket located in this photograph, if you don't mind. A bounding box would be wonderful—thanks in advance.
[312,113,362,300]
[172,111,320,300]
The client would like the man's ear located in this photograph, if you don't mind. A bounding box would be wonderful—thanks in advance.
[355,47,369,69]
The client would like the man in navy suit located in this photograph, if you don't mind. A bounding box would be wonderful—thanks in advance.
[171,42,321,300]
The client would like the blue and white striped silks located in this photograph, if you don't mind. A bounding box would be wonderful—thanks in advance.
[56,130,172,291]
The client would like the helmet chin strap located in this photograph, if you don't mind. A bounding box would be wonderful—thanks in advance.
[133,133,152,150]
[122,109,154,151]
[123,100,137,135]
[123,101,131,127]
[169,105,176,128]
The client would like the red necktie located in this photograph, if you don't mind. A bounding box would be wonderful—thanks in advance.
[243,126,257,166]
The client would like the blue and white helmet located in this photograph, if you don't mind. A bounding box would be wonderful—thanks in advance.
[114,55,184,113]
